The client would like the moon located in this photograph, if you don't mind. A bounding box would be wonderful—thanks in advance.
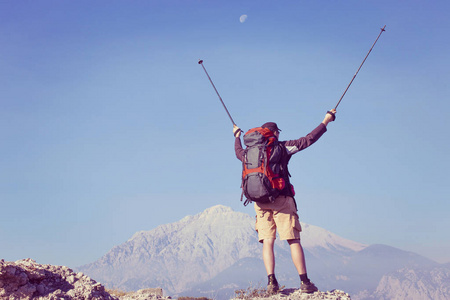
[239,15,248,23]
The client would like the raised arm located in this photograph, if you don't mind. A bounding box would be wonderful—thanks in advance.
[233,125,245,162]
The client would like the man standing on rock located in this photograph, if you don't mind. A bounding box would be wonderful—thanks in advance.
[233,109,336,294]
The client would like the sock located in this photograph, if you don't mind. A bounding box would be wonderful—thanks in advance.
[300,273,310,284]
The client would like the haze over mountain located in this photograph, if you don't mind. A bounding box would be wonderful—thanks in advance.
[77,205,449,300]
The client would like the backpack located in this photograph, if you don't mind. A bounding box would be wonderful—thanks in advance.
[241,127,288,206]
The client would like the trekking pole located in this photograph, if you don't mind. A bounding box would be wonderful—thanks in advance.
[332,25,386,115]
[198,59,237,126]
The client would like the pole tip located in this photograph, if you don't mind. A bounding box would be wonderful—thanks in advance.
[198,59,203,64]
[381,25,386,31]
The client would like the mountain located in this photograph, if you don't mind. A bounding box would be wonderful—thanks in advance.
[77,205,446,299]
[354,265,450,300]
[78,205,260,294]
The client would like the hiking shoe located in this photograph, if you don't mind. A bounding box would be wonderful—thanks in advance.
[300,281,318,293]
[267,275,279,295]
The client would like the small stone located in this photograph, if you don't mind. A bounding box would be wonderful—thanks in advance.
[67,275,76,284]
[36,284,46,295]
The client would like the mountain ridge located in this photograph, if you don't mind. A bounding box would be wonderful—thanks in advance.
[78,205,260,294]
[77,205,447,300]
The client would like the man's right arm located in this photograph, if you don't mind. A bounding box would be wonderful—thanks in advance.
[233,125,245,162]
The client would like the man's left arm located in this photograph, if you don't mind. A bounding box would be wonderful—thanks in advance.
[284,109,336,155]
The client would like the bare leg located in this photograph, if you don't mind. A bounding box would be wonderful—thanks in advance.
[262,238,276,275]
[288,239,307,275]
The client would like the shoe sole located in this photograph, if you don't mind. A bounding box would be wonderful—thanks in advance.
[267,285,285,295]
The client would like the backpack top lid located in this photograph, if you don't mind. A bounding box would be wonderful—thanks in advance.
[243,127,276,147]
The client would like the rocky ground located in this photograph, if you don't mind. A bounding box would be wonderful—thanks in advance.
[0,259,168,300]
[234,287,351,300]
[275,289,351,300]
[1,259,351,300]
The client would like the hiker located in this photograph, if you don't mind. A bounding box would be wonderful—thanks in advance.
[233,109,337,294]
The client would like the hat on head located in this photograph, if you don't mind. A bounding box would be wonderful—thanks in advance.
[261,122,281,133]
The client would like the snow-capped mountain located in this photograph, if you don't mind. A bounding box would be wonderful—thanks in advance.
[77,205,447,300]
[299,222,367,252]
[78,205,260,294]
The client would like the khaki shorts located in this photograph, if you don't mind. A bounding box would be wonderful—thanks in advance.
[254,195,302,243]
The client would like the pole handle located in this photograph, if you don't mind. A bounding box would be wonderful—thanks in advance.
[327,111,336,121]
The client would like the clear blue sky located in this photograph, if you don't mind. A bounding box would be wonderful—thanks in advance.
[1,0,449,268]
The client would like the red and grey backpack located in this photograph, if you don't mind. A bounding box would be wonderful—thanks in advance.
[241,127,290,206]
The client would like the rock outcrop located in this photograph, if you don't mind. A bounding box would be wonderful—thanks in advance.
[0,258,173,300]
[233,288,352,300]
[0,258,117,299]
